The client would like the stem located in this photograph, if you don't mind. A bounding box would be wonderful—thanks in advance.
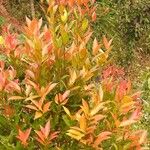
[30,0,35,18]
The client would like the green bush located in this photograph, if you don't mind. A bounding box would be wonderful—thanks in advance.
[94,0,150,66]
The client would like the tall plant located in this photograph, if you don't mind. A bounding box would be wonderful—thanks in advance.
[0,0,147,149]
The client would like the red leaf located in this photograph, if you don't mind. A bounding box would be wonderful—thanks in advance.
[16,128,31,146]
[94,131,112,147]
[43,102,51,113]
[41,121,50,138]
[35,130,45,142]
[130,107,141,121]
[5,34,18,50]
[92,11,96,22]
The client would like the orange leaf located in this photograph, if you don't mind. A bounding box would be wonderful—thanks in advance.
[139,131,147,144]
[79,114,87,131]
[92,38,100,55]
[94,131,111,147]
[62,90,70,101]
[103,35,112,50]
[26,70,35,79]
[61,98,69,105]
[91,114,105,122]
[130,108,141,121]
[16,128,31,146]
[42,83,57,97]
[35,130,45,144]
[49,131,59,140]
[3,104,15,117]
[43,102,51,113]
[92,11,97,22]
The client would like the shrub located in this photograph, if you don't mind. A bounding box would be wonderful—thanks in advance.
[0,0,147,149]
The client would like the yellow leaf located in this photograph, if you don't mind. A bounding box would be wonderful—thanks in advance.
[63,106,71,118]
[69,69,77,86]
[66,132,83,141]
[70,126,85,133]
[81,99,89,115]
[119,120,137,127]
[34,111,43,120]
[25,95,39,101]
[90,102,105,116]
[8,96,24,101]
[99,85,103,101]
[26,105,38,111]
[79,48,87,59]
[120,101,135,109]
[67,128,85,140]
[0,36,4,45]
[61,9,68,23]
[70,86,80,91]
[67,129,84,136]
[121,96,133,104]
[81,18,88,31]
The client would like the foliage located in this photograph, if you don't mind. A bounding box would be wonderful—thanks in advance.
[6,0,42,20]
[94,0,150,67]
[0,0,148,149]
[0,16,5,26]
[138,68,150,143]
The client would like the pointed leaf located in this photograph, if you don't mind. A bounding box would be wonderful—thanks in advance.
[34,111,43,120]
[8,96,24,101]
[119,120,137,127]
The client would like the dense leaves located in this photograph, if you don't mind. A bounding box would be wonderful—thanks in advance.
[0,0,148,149]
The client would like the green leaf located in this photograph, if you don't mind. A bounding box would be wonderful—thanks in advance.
[148,77,150,89]
[56,37,63,48]
[62,32,69,45]
[81,18,88,31]
[0,16,5,26]
[62,115,71,127]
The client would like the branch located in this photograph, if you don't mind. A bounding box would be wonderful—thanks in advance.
[30,0,35,18]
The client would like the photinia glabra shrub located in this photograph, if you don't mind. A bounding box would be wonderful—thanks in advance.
[0,0,147,149]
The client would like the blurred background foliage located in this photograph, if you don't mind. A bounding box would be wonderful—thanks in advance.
[0,0,150,145]
[94,0,150,66]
